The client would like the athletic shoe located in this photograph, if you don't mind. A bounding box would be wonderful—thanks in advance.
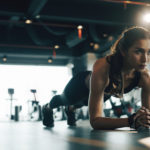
[42,103,54,127]
[65,106,76,126]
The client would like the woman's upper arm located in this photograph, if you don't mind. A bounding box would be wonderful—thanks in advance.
[88,59,109,122]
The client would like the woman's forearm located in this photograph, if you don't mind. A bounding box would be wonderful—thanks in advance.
[90,117,129,130]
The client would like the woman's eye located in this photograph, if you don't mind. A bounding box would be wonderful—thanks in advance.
[135,50,142,54]
[148,50,150,55]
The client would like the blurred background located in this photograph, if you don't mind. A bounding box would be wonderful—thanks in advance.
[0,0,149,122]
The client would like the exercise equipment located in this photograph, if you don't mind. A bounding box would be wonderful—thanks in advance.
[27,89,42,121]
[8,88,14,120]
[104,96,140,118]
[7,88,22,121]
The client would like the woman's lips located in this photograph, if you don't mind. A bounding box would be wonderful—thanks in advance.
[139,64,146,69]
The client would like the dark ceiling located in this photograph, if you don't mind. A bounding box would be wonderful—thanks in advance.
[0,0,150,66]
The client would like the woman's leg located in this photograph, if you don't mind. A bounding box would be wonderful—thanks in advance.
[49,93,78,109]
[49,95,64,109]
[65,97,89,126]
[42,94,80,127]
[49,94,81,126]
[42,71,90,127]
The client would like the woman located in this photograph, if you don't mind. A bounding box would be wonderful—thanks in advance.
[89,26,150,130]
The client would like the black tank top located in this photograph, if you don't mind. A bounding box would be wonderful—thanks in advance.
[105,56,141,98]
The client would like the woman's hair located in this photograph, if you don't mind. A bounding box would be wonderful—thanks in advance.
[109,26,150,74]
[111,26,150,55]
[107,26,150,97]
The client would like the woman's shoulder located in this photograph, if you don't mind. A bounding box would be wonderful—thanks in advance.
[92,57,110,83]
[93,57,110,72]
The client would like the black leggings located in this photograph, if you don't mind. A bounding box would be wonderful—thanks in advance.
[49,94,110,109]
[49,71,91,109]
[49,70,110,109]
[49,94,88,109]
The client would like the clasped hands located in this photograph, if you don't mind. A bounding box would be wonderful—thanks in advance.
[134,106,150,129]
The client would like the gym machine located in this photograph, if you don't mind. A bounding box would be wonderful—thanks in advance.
[8,88,21,121]
[27,89,42,121]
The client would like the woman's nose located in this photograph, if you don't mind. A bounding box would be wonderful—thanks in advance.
[141,53,148,63]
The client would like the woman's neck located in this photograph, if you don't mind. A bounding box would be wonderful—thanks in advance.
[122,67,135,79]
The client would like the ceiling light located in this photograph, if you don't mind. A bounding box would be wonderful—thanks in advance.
[54,45,59,49]
[48,57,53,63]
[143,13,150,23]
[90,42,94,46]
[77,25,83,29]
[77,25,83,39]
[103,34,108,38]
[25,19,32,24]
[93,43,100,50]
[2,56,7,62]
[108,36,114,41]
[35,15,40,19]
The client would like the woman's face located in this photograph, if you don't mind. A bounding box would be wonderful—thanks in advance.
[123,39,150,71]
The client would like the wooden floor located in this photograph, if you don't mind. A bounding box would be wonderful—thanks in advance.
[0,120,150,150]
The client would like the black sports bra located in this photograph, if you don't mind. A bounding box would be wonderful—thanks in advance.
[105,56,141,98]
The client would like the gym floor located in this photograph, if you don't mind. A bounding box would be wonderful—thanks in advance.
[0,120,150,150]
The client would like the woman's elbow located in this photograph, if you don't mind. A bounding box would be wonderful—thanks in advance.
[90,117,102,130]
[90,122,99,130]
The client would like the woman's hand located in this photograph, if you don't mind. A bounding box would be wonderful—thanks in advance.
[134,106,150,129]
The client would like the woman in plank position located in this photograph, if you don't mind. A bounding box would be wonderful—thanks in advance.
[42,26,150,130]
[89,26,150,130]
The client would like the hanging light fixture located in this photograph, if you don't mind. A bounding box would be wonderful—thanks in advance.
[2,56,7,62]
[77,25,83,39]
[48,57,53,63]
[54,45,60,49]
[93,43,100,50]
[25,19,32,24]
